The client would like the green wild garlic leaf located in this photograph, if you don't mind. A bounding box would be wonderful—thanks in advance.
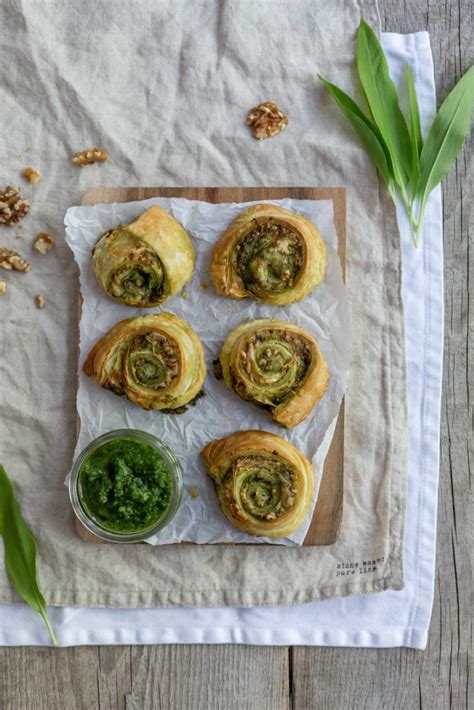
[406,64,423,193]
[418,65,474,209]
[318,75,394,188]
[356,20,413,189]
[0,465,57,645]
[318,19,473,246]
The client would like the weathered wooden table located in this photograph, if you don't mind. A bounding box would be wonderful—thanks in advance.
[1,2,471,708]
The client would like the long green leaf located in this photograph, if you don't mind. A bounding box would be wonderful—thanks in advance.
[318,75,394,187]
[356,20,413,188]
[0,465,57,645]
[406,64,423,193]
[418,65,474,202]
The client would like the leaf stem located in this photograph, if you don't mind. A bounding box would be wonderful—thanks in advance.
[388,183,422,248]
[41,608,58,646]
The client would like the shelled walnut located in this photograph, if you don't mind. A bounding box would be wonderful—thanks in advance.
[0,246,30,272]
[72,148,108,166]
[0,281,6,295]
[35,294,46,309]
[33,232,54,254]
[0,186,30,225]
[23,167,41,184]
[246,101,288,140]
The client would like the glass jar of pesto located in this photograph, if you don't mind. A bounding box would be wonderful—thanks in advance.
[69,429,183,542]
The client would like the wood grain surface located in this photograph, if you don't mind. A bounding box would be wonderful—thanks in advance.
[77,186,346,547]
[1,2,471,709]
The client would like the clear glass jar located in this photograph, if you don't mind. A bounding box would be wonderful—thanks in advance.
[69,429,183,543]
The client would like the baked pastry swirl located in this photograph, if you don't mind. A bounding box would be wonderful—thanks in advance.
[92,205,195,307]
[210,203,326,305]
[202,430,314,537]
[83,313,206,412]
[217,319,329,428]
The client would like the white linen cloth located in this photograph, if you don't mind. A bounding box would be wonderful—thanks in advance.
[0,33,443,649]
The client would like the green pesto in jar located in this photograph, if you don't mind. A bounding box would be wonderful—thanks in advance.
[79,438,173,532]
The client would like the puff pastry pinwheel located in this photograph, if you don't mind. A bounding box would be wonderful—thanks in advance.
[210,203,326,305]
[217,318,329,429]
[92,205,195,307]
[202,430,314,537]
[83,312,206,412]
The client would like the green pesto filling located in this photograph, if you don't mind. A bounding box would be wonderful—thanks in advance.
[110,261,165,305]
[79,439,173,532]
[230,328,312,408]
[114,263,164,303]
[235,220,304,295]
[102,229,166,306]
[224,454,297,521]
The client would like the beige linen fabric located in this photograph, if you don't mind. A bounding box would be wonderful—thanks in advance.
[0,0,407,607]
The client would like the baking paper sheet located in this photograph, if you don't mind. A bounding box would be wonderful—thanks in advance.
[64,197,351,545]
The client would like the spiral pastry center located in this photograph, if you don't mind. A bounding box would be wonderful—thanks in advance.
[232,328,312,407]
[106,231,165,305]
[235,219,304,296]
[230,455,297,521]
[126,332,178,390]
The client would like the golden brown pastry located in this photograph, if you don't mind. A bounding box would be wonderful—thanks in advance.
[202,430,314,537]
[210,203,326,305]
[216,318,329,428]
[83,312,206,412]
[92,205,195,307]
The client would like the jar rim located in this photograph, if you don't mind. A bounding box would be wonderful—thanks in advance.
[69,429,183,543]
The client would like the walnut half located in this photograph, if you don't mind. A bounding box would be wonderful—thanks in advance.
[0,246,30,272]
[246,101,288,140]
[0,186,30,226]
[72,148,108,166]
[23,167,41,184]
[33,232,54,254]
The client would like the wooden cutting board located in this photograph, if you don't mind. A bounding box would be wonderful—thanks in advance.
[76,186,346,546]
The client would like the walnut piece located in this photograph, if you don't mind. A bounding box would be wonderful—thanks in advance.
[0,281,6,295]
[0,186,30,226]
[246,101,288,140]
[23,167,41,184]
[72,148,108,166]
[33,232,54,254]
[189,486,199,499]
[0,246,30,272]
[35,294,46,309]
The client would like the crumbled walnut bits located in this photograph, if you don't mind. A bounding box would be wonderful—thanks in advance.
[0,246,30,272]
[35,294,46,309]
[246,101,288,140]
[33,232,54,254]
[0,281,6,295]
[72,148,108,166]
[0,186,30,225]
[22,167,41,184]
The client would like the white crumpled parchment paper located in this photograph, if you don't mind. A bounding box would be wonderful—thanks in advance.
[64,197,351,545]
